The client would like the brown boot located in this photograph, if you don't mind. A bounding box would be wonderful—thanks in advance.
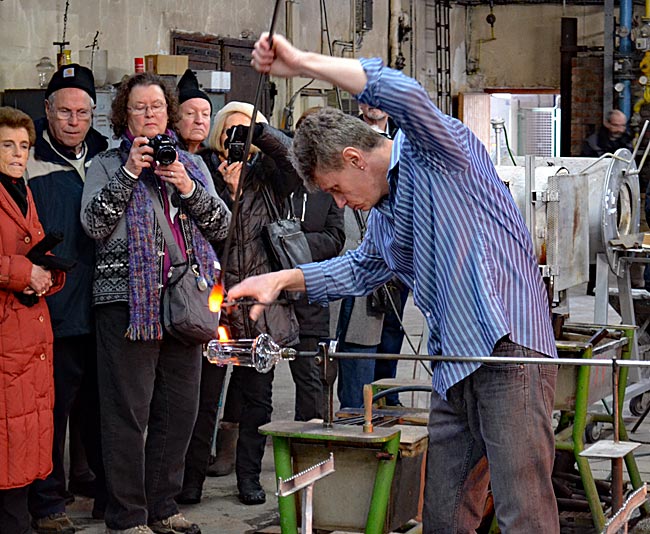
[205,421,238,477]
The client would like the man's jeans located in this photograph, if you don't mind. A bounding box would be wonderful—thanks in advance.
[423,339,559,534]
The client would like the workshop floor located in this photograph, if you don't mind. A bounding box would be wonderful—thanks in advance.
[65,283,650,533]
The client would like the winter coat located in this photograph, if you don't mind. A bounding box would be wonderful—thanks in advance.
[26,119,108,337]
[0,180,65,489]
[290,188,345,337]
[201,124,301,346]
[581,126,633,158]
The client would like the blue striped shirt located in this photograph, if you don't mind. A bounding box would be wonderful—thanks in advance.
[300,58,557,397]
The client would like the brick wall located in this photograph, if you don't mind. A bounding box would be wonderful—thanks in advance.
[571,56,603,156]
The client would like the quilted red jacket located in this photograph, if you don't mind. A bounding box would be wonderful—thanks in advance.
[0,182,64,489]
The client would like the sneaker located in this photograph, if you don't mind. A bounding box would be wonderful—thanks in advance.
[32,513,76,534]
[106,526,153,534]
[150,513,201,534]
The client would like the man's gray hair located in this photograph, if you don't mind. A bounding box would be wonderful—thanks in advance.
[290,107,386,190]
[47,91,95,108]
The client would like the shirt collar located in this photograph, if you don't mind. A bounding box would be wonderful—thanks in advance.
[376,130,403,218]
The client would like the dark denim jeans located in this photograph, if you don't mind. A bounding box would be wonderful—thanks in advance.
[95,304,201,530]
[336,297,378,409]
[423,339,559,534]
[373,285,409,405]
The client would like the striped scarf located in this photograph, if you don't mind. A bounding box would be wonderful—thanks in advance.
[120,131,220,341]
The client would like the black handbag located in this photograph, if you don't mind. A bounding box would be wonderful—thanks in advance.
[146,182,220,345]
[261,184,313,271]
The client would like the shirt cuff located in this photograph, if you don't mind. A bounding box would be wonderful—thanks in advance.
[121,165,138,180]
[298,262,328,304]
[180,181,197,199]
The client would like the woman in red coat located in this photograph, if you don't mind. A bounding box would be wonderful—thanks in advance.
[0,107,65,533]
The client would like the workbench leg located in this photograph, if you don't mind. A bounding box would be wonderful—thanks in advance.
[365,433,401,534]
[573,359,607,531]
[618,362,650,517]
[272,436,298,534]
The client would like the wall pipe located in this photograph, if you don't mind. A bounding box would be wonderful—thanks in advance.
[389,0,401,68]
[620,0,633,118]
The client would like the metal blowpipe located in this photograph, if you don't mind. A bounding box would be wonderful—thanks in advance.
[205,333,296,373]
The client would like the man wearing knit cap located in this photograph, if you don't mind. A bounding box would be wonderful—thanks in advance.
[27,63,108,534]
[176,69,212,154]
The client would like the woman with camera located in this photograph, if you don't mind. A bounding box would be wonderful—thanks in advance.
[80,72,230,534]
[198,102,301,506]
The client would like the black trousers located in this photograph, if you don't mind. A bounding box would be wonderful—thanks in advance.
[0,486,31,534]
[233,366,274,485]
[181,358,227,491]
[28,334,105,518]
[288,335,324,421]
[95,304,201,530]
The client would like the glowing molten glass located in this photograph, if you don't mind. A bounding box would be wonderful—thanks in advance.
[209,283,224,313]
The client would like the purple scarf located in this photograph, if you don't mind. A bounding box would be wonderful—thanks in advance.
[120,130,220,341]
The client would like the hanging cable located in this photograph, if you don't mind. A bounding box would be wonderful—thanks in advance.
[502,123,517,166]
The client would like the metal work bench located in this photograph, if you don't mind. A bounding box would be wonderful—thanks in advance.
[259,421,427,534]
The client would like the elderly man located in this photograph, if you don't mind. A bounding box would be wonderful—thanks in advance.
[228,34,560,533]
[175,69,212,154]
[27,64,108,534]
[581,109,633,157]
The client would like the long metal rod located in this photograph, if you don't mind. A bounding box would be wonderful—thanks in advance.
[217,0,282,288]
[294,350,650,368]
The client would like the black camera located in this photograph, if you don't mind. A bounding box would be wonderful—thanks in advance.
[147,134,177,166]
[225,125,248,165]
[228,142,246,165]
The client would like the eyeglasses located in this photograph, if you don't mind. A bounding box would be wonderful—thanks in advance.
[52,108,93,121]
[127,102,167,116]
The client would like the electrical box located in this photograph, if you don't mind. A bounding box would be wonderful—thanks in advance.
[356,0,373,33]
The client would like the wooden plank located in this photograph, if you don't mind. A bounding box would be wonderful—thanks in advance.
[458,92,491,151]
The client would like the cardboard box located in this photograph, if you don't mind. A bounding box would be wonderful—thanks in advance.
[145,54,188,75]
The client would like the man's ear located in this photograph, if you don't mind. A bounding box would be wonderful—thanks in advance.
[341,146,367,170]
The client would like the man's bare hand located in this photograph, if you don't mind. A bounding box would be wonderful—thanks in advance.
[228,269,307,321]
[252,33,305,78]
[227,272,283,321]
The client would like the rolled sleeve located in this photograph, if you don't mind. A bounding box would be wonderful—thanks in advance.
[355,57,385,108]
[299,262,329,305]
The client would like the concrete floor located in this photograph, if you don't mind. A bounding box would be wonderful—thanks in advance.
[65,285,650,533]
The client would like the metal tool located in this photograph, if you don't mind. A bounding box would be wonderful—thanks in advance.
[601,484,648,533]
[277,453,335,534]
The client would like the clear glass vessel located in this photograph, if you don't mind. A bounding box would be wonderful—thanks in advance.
[205,333,296,373]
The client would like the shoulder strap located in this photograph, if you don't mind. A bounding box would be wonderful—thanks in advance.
[261,182,282,221]
[143,179,185,265]
[353,209,367,239]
